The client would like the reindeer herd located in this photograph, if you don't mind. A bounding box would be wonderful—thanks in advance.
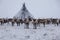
[0,18,60,29]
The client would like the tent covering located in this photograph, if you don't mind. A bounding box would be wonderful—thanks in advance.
[13,3,34,20]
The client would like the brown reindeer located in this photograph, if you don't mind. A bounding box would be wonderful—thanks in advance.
[11,19,16,26]
[51,18,59,26]
[4,19,9,24]
[8,18,13,22]
[37,19,46,27]
[45,19,51,24]
[0,18,10,25]
[28,18,32,22]
[8,18,24,26]
[37,19,41,27]
[59,19,60,24]
[32,19,38,29]
[20,19,24,24]
[16,19,21,26]
[24,18,30,29]
[0,18,4,25]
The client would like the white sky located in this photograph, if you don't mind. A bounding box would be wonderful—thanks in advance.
[0,0,60,18]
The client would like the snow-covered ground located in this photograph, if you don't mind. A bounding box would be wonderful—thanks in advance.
[0,24,60,40]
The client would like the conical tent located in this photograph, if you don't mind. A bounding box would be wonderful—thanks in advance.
[13,3,34,20]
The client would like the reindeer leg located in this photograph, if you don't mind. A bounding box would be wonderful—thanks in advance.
[33,23,37,29]
[43,22,45,27]
[54,23,56,26]
[57,22,58,26]
[17,23,18,26]
[27,23,29,29]
[36,23,39,27]
[19,23,20,26]
[7,21,9,24]
[38,23,40,27]
[25,23,29,29]
[1,21,2,25]
[43,24,45,27]
[1,21,3,25]
[12,22,14,26]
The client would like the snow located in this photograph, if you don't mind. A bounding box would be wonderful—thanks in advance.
[0,24,60,40]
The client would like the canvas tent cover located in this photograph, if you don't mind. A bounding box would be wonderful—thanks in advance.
[13,3,34,20]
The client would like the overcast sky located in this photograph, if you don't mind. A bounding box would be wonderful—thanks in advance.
[0,0,60,18]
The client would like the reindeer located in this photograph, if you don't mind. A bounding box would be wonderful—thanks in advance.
[20,19,24,24]
[38,19,47,27]
[16,19,21,26]
[37,19,41,27]
[44,19,52,25]
[3,19,9,24]
[0,18,10,25]
[24,18,30,29]
[0,18,4,25]
[11,19,16,26]
[59,19,60,24]
[32,19,38,29]
[8,18,13,22]
[51,18,59,26]
[28,18,32,22]
[8,18,24,26]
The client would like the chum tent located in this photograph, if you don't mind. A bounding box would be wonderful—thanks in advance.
[13,3,34,20]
